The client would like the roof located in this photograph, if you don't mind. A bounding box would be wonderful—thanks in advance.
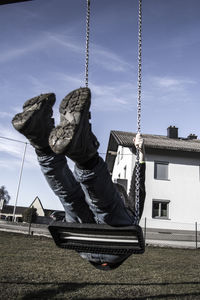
[30,196,44,210]
[105,130,200,173]
[110,130,200,152]
[1,205,26,215]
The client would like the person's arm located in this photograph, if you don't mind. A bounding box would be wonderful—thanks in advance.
[128,134,146,219]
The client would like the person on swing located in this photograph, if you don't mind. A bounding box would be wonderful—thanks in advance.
[12,87,146,271]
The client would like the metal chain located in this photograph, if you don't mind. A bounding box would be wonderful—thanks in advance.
[85,0,90,87]
[84,0,142,225]
[134,0,142,225]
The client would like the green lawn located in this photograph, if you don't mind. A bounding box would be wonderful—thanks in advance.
[0,231,200,300]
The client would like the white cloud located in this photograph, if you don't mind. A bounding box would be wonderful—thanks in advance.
[146,76,197,104]
[49,72,137,112]
[0,112,13,119]
[25,75,55,96]
[0,31,81,65]
[54,73,82,87]
[90,81,137,112]
[0,38,48,64]
[48,33,82,54]
[0,157,22,171]
[141,75,198,106]
[0,125,38,170]
[152,76,196,89]
[92,45,134,73]
[0,141,38,171]
[54,69,139,111]
[0,124,26,144]
[0,28,78,65]
[44,32,133,74]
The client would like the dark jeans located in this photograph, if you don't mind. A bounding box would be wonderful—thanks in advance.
[37,152,144,263]
[37,153,134,225]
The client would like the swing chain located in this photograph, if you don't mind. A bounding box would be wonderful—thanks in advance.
[137,0,142,135]
[135,0,142,225]
[85,0,90,87]
[84,0,142,225]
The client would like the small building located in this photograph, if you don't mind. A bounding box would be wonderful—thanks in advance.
[0,196,55,223]
[0,202,25,222]
[106,126,200,231]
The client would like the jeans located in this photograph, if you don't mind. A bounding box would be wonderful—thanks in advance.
[37,153,134,226]
[37,152,135,264]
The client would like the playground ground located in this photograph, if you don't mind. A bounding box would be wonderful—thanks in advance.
[0,231,200,300]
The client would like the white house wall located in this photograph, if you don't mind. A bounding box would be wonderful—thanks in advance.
[112,146,200,230]
[112,145,135,193]
[143,152,200,230]
[30,197,45,216]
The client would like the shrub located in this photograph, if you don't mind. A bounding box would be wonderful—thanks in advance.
[22,207,37,223]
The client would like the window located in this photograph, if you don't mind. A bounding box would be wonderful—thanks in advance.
[154,162,169,180]
[152,200,170,219]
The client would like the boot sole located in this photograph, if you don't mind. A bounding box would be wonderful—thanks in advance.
[49,88,91,154]
[12,93,55,132]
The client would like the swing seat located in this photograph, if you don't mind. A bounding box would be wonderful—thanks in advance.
[48,222,145,255]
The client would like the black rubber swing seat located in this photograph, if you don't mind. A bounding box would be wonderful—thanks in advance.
[48,222,145,255]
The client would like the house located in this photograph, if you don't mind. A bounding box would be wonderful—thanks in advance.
[106,126,200,231]
[0,196,55,223]
[0,202,25,222]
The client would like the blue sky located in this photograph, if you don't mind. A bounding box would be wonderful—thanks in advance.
[0,0,200,210]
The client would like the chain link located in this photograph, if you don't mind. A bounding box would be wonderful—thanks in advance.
[134,0,142,225]
[85,0,90,87]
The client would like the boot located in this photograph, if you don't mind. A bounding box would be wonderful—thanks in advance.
[49,87,99,164]
[12,93,56,150]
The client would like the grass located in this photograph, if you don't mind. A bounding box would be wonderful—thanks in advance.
[0,231,200,300]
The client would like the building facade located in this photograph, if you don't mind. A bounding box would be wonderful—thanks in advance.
[106,126,200,230]
[0,196,54,223]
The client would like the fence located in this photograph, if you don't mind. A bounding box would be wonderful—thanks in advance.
[142,217,200,249]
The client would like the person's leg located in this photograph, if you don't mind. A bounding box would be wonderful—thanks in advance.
[49,87,134,226]
[12,93,95,223]
[74,156,133,225]
[36,151,95,223]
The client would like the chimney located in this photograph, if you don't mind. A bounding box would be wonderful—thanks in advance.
[187,133,198,140]
[167,126,178,139]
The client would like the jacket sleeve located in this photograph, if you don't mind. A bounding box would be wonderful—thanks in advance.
[128,163,146,220]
